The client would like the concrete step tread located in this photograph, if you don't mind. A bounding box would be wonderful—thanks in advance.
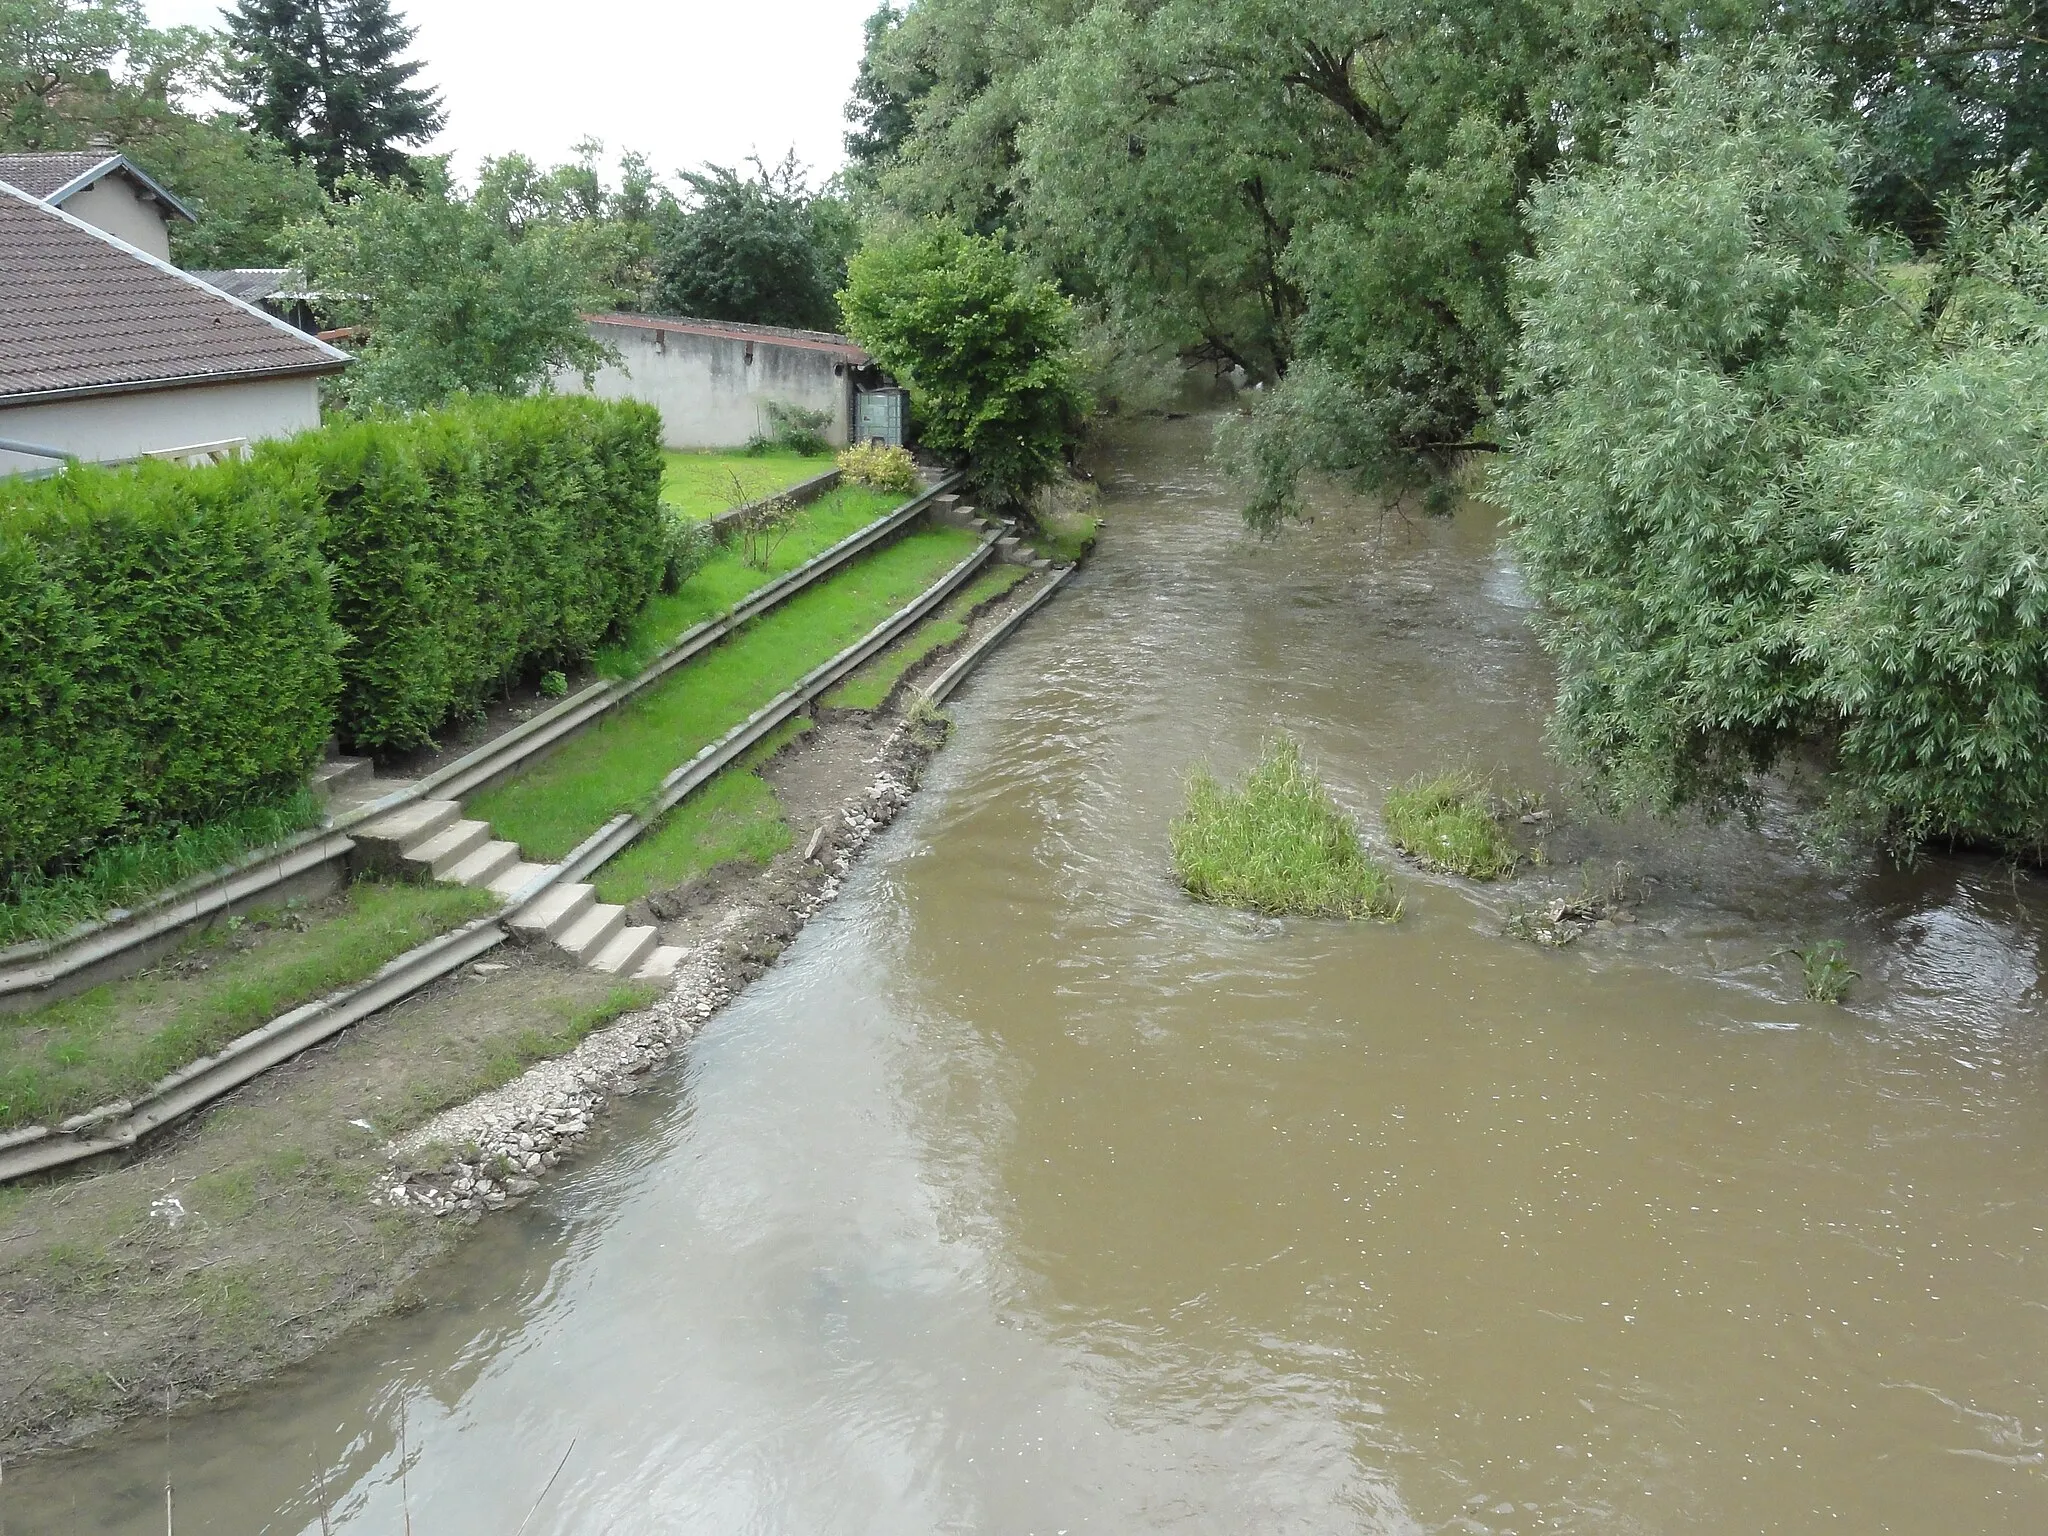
[358,798,460,847]
[590,925,658,975]
[634,945,686,981]
[310,756,370,791]
[558,902,626,959]
[488,860,553,900]
[407,818,492,876]
[445,839,520,888]
[508,881,594,937]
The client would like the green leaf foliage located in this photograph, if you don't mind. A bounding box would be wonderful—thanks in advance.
[839,224,1086,509]
[0,456,340,887]
[291,158,615,412]
[1496,44,2048,856]
[268,394,666,754]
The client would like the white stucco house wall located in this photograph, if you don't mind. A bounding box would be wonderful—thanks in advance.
[0,149,195,262]
[560,313,874,450]
[0,180,346,477]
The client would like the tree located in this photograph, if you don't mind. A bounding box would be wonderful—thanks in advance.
[840,225,1087,508]
[649,153,852,330]
[291,158,611,411]
[223,0,442,187]
[1494,43,2048,855]
[844,2,926,177]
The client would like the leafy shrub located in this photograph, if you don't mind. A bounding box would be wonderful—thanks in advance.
[840,225,1088,509]
[1171,737,1401,919]
[271,394,665,753]
[835,441,919,495]
[1383,772,1519,879]
[0,458,341,888]
[1496,45,2048,856]
[660,508,715,592]
[748,400,834,456]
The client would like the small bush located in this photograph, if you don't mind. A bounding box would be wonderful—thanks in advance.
[1171,737,1401,920]
[748,400,834,456]
[0,457,340,888]
[660,509,715,592]
[836,441,919,495]
[1382,771,1519,879]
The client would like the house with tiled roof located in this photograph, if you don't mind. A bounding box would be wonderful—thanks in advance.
[0,180,347,476]
[0,149,195,262]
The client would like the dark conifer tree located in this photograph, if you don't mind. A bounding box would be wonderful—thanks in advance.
[224,0,443,187]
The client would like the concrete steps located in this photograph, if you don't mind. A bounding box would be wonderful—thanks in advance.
[310,755,371,801]
[358,810,685,984]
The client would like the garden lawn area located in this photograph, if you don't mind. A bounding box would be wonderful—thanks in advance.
[661,449,834,519]
[0,880,497,1131]
[474,526,983,860]
[592,720,811,906]
[823,564,1028,711]
[596,484,904,677]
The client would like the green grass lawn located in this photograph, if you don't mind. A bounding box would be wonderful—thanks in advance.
[0,880,497,1131]
[592,720,811,906]
[475,526,983,859]
[597,483,903,677]
[661,449,835,520]
[823,564,1028,711]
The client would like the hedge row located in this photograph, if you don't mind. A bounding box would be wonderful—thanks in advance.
[0,396,663,885]
[0,459,339,885]
[280,395,665,752]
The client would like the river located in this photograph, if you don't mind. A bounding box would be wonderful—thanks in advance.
[17,417,2048,1532]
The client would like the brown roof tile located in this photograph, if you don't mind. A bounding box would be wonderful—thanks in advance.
[0,184,344,404]
[0,152,110,199]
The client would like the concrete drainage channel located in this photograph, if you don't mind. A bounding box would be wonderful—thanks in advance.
[0,508,1073,1185]
[0,474,963,1016]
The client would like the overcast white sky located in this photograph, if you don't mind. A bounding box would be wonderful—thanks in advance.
[147,0,873,190]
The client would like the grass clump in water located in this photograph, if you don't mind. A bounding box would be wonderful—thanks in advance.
[1171,737,1400,920]
[1382,771,1519,880]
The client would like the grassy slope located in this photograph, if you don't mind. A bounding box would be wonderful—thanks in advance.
[0,956,651,1455]
[662,449,834,519]
[0,880,497,1131]
[592,719,813,905]
[823,564,1029,712]
[475,526,982,859]
[597,484,902,677]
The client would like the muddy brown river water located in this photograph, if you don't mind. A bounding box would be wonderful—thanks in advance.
[14,418,2048,1531]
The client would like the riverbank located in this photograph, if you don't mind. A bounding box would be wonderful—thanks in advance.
[0,556,1062,1458]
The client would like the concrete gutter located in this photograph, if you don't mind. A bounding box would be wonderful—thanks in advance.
[0,473,960,1012]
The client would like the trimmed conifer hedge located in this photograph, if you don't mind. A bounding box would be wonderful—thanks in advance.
[279,395,665,752]
[0,458,340,887]
[0,395,664,887]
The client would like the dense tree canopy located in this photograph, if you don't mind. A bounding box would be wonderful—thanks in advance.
[223,0,442,187]
[1495,45,2048,854]
[291,158,611,412]
[649,153,853,331]
[841,225,1086,507]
